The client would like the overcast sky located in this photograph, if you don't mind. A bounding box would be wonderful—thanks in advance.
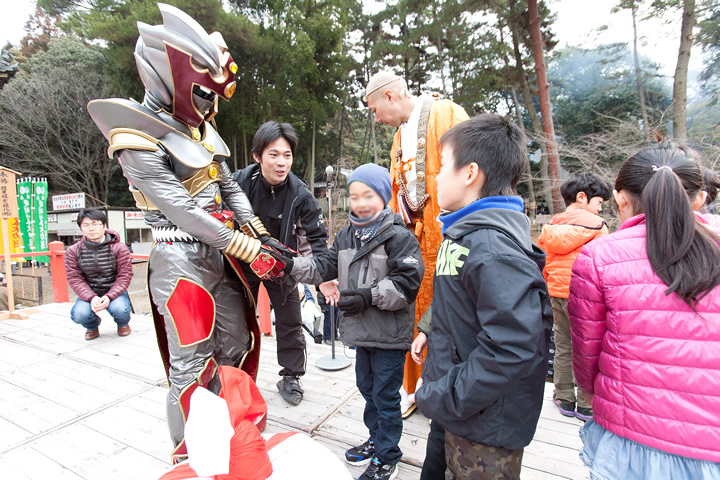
[1,0,705,84]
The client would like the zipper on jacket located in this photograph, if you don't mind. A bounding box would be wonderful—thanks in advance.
[271,185,275,200]
[283,195,299,246]
[362,255,370,284]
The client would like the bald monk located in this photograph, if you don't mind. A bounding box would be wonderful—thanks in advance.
[364,71,468,414]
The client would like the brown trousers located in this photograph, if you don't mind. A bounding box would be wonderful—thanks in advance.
[551,296,590,408]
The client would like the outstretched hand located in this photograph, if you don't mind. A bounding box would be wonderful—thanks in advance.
[319,280,340,306]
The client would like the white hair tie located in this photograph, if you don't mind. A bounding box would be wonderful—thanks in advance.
[652,165,673,172]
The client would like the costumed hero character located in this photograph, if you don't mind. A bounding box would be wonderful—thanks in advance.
[87,3,291,462]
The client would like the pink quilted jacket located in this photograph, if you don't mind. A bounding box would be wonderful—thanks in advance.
[568,213,720,462]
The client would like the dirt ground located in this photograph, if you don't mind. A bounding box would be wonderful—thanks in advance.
[7,260,153,314]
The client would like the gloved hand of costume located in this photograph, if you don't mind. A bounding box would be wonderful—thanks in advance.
[259,235,298,259]
[337,288,373,316]
[224,229,288,283]
[251,245,290,283]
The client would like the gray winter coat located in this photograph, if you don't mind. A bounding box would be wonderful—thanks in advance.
[290,213,424,350]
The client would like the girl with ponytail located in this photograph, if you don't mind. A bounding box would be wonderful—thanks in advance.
[568,139,720,479]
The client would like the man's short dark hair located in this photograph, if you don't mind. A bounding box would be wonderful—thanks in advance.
[560,173,612,207]
[251,121,298,158]
[439,114,528,197]
[77,208,107,227]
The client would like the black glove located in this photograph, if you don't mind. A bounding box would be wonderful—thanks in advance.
[260,235,298,258]
[337,288,372,316]
[282,255,294,274]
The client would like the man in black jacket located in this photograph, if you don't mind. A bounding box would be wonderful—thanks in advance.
[233,121,330,405]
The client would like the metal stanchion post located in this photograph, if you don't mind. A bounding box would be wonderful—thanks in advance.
[317,165,351,371]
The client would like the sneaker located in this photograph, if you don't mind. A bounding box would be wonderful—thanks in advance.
[276,376,304,406]
[373,461,398,480]
[552,394,576,418]
[575,406,593,422]
[358,456,398,480]
[345,439,375,466]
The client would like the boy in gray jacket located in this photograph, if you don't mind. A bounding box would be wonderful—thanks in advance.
[283,163,424,480]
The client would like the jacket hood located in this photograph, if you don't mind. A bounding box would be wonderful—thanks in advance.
[105,229,121,244]
[538,210,606,255]
[445,207,531,248]
[445,208,546,272]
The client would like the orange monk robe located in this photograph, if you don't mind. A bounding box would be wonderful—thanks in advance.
[388,99,469,396]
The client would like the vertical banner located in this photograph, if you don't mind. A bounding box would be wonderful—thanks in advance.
[32,179,49,262]
[16,178,32,260]
[0,219,23,254]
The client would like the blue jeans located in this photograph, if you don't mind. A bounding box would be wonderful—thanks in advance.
[355,347,406,465]
[71,291,131,330]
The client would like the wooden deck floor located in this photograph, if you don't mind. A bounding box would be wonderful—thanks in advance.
[0,304,589,479]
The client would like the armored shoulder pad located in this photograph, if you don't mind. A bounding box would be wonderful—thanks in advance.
[87,99,172,158]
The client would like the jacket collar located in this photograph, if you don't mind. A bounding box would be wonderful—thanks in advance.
[351,213,402,261]
[439,196,524,235]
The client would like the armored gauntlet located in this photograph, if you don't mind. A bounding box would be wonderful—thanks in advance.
[228,217,294,282]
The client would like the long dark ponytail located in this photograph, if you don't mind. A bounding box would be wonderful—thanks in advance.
[615,140,720,306]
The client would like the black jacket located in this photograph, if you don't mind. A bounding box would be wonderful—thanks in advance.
[233,164,327,299]
[415,208,552,449]
[290,213,424,350]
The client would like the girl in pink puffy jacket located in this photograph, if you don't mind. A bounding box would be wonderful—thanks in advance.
[568,140,720,479]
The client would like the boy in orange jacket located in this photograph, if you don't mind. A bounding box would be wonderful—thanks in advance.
[538,173,611,421]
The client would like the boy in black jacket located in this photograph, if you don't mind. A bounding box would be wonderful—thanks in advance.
[411,114,552,479]
[283,164,424,480]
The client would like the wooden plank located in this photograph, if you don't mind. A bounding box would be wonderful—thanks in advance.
[2,358,153,416]
[0,379,79,436]
[0,418,33,452]
[522,449,590,480]
[28,423,169,480]
[0,447,85,479]
[0,337,57,374]
[80,403,169,462]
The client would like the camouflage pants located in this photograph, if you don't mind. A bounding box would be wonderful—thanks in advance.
[444,430,523,480]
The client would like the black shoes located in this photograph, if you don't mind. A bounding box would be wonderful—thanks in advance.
[552,394,576,418]
[575,406,593,422]
[357,456,398,480]
[276,376,304,406]
[345,439,375,466]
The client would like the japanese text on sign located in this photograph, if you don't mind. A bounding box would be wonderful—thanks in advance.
[52,193,86,211]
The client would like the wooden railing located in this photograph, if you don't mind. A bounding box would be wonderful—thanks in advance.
[7,241,149,303]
